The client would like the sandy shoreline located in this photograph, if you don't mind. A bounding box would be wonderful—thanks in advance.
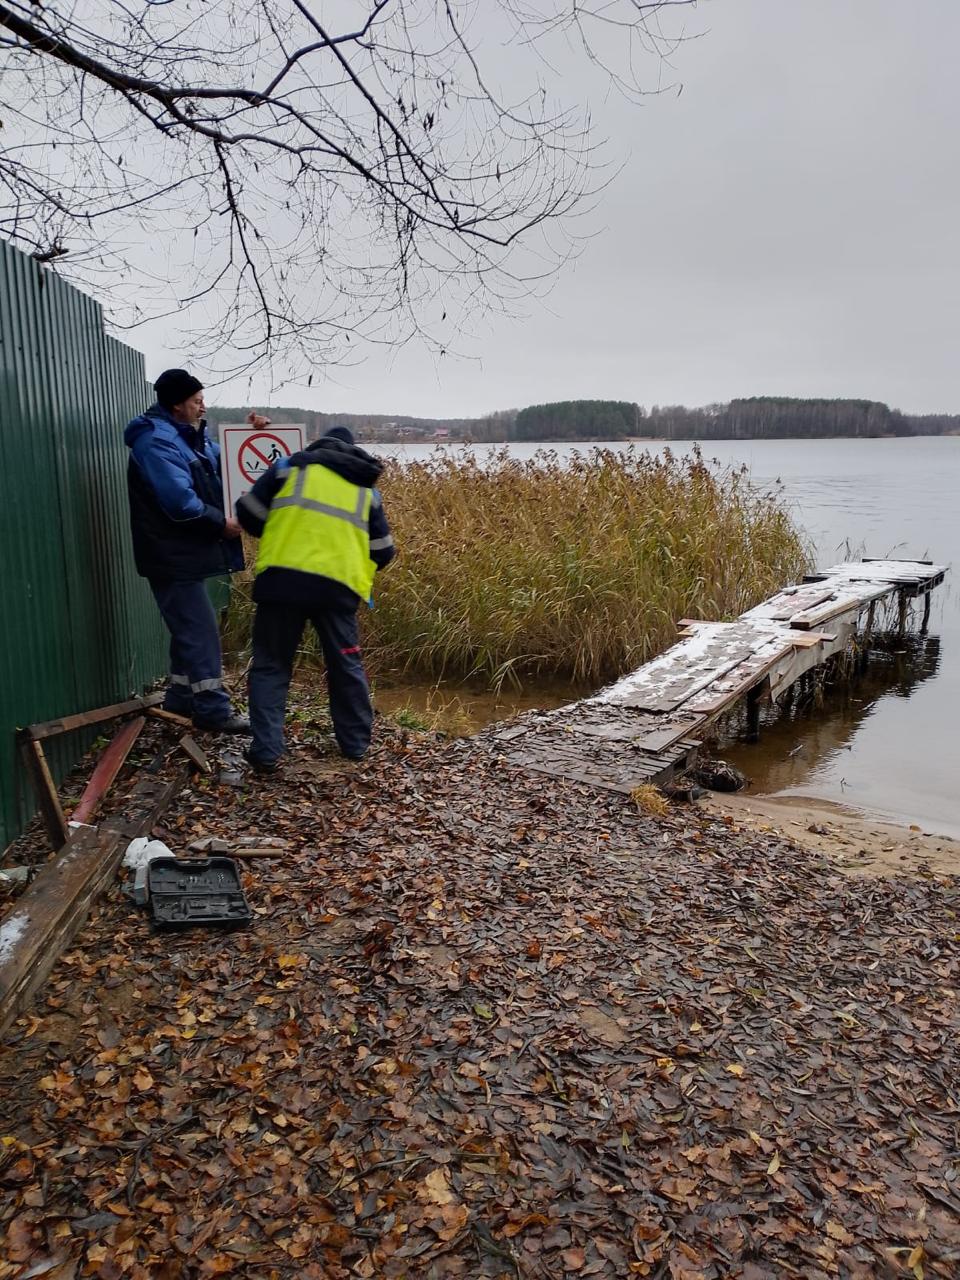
[706,789,960,878]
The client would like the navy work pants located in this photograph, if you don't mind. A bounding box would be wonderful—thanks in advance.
[149,579,232,727]
[248,602,373,764]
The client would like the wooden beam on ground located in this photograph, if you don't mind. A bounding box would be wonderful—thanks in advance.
[25,693,164,742]
[16,733,69,850]
[0,770,179,1039]
[178,734,211,774]
[71,717,146,825]
[146,707,192,730]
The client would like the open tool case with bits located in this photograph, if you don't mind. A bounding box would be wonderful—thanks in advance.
[147,857,252,929]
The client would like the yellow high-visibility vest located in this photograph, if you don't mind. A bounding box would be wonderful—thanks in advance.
[256,463,376,601]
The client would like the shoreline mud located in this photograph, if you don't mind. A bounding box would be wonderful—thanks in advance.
[706,791,960,879]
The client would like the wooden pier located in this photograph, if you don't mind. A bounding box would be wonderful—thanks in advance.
[487,558,947,794]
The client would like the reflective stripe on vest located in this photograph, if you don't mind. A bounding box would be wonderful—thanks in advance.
[256,464,376,601]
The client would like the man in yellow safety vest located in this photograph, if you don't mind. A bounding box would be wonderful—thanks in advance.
[235,426,395,771]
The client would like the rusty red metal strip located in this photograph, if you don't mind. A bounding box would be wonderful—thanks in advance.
[71,716,146,825]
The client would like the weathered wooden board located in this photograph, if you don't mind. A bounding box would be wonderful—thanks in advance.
[505,731,700,793]
[631,717,706,753]
[553,708,663,741]
[767,621,857,701]
[72,716,146,825]
[816,558,944,583]
[806,561,947,598]
[594,622,785,713]
[26,693,165,741]
[146,707,193,729]
[742,585,834,623]
[685,635,791,714]
[768,586,838,619]
[178,734,212,773]
[788,583,890,630]
[17,734,69,849]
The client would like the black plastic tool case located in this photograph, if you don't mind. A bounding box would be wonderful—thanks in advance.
[147,857,252,929]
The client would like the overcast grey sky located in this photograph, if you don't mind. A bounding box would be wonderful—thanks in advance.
[150,0,960,418]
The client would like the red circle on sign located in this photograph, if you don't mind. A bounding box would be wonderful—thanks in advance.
[238,432,293,482]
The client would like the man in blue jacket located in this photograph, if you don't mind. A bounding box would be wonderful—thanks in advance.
[125,369,252,733]
[235,426,395,771]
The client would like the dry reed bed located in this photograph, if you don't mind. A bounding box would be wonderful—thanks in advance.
[224,446,809,687]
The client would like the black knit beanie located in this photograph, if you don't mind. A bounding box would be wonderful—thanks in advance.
[154,369,204,410]
[322,425,355,446]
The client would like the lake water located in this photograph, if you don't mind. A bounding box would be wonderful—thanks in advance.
[378,438,959,837]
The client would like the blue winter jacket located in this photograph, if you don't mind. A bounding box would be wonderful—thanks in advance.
[124,404,244,582]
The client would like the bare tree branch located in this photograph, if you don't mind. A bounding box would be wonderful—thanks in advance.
[0,0,699,383]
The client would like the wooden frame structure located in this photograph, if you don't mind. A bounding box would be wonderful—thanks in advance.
[15,694,165,849]
[13,694,211,853]
[1,695,207,1037]
[0,769,179,1037]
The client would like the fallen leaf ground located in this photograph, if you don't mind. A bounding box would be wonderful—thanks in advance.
[1,709,959,1279]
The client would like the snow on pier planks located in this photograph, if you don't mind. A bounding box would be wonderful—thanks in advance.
[489,558,947,794]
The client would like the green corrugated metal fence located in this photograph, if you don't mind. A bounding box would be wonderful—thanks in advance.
[0,239,167,850]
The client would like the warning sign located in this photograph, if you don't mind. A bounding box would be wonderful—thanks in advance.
[221,424,306,513]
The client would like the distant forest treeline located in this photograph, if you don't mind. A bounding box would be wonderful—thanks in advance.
[205,397,960,443]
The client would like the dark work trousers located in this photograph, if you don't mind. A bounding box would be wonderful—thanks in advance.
[149,579,233,727]
[248,602,373,764]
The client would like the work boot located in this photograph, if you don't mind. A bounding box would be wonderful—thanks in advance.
[195,715,252,735]
[243,747,280,775]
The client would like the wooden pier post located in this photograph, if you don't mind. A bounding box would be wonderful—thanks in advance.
[921,591,932,634]
[859,601,876,673]
[745,686,763,743]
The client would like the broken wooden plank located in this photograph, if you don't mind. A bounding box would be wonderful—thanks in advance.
[26,693,164,741]
[631,717,706,753]
[0,770,179,1038]
[71,716,146,825]
[16,733,69,850]
[769,587,837,620]
[767,622,857,702]
[646,632,789,717]
[178,734,211,773]
[742,585,833,622]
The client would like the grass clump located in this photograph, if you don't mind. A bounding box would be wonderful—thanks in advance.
[630,784,671,817]
[225,445,809,689]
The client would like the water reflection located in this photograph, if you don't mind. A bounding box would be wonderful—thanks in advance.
[717,631,943,810]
